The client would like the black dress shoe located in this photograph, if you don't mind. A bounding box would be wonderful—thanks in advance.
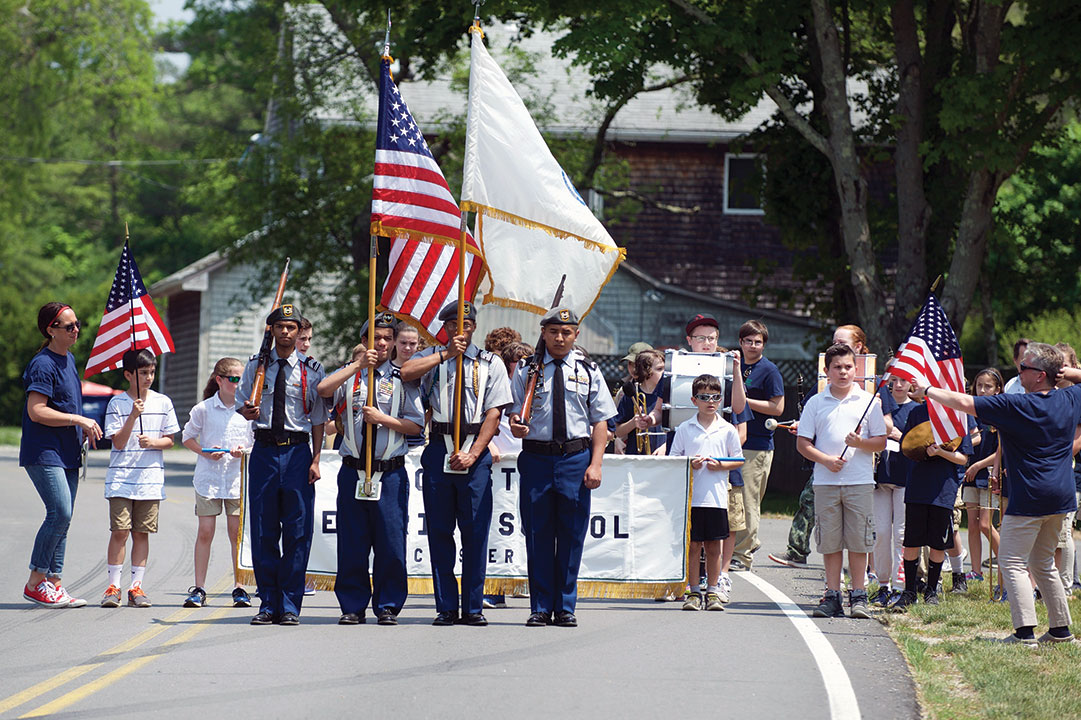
[525,611,551,627]
[432,610,459,626]
[250,611,275,625]
[338,612,364,625]
[279,612,300,626]
[553,611,577,627]
[456,612,488,626]
[377,611,398,626]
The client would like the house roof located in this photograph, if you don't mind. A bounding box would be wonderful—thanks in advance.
[150,250,228,298]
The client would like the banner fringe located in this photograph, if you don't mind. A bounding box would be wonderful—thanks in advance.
[461,201,621,255]
[234,573,678,600]
[370,221,486,261]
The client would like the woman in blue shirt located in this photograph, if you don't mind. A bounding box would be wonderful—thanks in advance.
[21,302,103,607]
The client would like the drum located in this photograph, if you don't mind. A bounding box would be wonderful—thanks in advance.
[899,420,963,462]
[818,353,877,393]
[664,349,735,429]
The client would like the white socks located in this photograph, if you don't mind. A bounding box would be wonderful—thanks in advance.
[107,564,123,587]
[131,565,146,589]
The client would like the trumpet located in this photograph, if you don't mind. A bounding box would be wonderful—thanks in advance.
[632,382,650,454]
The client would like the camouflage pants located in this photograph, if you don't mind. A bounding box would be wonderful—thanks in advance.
[787,476,816,559]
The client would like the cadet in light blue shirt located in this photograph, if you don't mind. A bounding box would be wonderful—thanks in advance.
[400,301,512,626]
[317,312,424,626]
[236,304,328,626]
[508,307,618,628]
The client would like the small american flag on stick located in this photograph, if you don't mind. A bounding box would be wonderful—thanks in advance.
[370,57,485,344]
[888,294,967,445]
[84,242,174,378]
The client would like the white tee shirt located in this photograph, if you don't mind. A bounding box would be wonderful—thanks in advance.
[1003,375,1024,394]
[489,414,522,456]
[182,392,254,499]
[798,385,886,486]
[669,414,743,509]
[104,390,180,500]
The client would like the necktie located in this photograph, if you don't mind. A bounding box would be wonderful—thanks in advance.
[272,357,287,437]
[552,358,567,443]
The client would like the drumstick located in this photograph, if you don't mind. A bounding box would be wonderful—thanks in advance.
[764,418,797,431]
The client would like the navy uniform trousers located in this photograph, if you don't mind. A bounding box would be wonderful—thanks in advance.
[335,464,409,616]
[421,440,493,615]
[518,448,592,615]
[248,441,315,618]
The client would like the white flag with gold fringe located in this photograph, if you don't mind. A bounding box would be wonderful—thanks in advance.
[461,26,625,319]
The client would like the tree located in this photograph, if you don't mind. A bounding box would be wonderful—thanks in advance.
[320,1,1081,355]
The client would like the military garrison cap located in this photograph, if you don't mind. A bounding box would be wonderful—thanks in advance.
[267,304,301,326]
[541,307,579,326]
[359,311,397,338]
[437,301,477,323]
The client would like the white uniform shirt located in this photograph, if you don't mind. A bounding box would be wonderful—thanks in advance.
[670,414,743,509]
[104,390,180,500]
[182,392,254,499]
[797,385,886,486]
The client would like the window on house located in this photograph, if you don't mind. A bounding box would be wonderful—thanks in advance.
[723,154,765,215]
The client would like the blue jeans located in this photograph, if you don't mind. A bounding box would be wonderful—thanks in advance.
[26,464,79,576]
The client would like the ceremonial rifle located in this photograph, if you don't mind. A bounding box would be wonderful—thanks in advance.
[520,274,567,426]
[248,258,291,410]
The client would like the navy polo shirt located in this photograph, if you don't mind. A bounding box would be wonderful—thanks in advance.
[876,398,918,487]
[726,404,754,486]
[20,348,84,468]
[741,356,785,451]
[974,384,1081,517]
[965,420,999,489]
[902,402,973,508]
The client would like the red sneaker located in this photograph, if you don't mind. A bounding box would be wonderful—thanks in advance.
[23,580,70,608]
[53,583,87,608]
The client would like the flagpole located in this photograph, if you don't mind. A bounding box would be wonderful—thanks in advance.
[364,234,378,495]
[125,223,144,434]
[361,13,392,496]
[453,211,467,456]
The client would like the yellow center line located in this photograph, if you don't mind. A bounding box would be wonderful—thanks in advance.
[162,604,233,647]
[0,664,103,716]
[0,575,237,716]
[19,656,160,719]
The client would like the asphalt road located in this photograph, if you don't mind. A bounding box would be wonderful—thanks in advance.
[0,448,918,719]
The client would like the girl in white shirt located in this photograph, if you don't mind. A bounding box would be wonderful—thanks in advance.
[181,358,254,608]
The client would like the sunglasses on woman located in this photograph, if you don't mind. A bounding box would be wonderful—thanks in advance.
[51,320,82,332]
[220,375,242,383]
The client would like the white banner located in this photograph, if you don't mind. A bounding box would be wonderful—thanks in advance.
[239,451,691,597]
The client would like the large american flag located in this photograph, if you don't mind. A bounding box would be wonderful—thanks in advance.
[888,294,967,444]
[83,243,174,378]
[370,58,484,344]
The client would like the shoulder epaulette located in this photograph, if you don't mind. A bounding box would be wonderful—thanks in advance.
[479,349,496,363]
[248,353,259,362]
[303,356,323,372]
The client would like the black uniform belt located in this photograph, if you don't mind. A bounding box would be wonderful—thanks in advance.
[254,429,310,447]
[522,438,590,456]
[431,421,483,436]
[342,454,405,473]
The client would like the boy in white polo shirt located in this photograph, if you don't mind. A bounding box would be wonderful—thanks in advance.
[670,374,745,611]
[797,343,886,619]
[101,349,179,609]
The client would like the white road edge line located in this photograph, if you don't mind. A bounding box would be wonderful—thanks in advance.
[738,572,861,720]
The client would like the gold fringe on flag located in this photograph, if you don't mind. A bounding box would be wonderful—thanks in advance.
[462,201,626,255]
[369,221,487,261]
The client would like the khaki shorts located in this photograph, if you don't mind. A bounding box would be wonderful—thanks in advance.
[961,486,1000,509]
[109,498,160,533]
[195,493,242,517]
[814,484,875,554]
[727,483,746,533]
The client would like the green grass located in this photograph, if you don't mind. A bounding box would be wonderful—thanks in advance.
[762,491,801,519]
[0,426,20,446]
[881,581,1081,719]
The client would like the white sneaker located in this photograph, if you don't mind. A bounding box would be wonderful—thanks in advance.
[53,584,87,608]
[304,580,316,596]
